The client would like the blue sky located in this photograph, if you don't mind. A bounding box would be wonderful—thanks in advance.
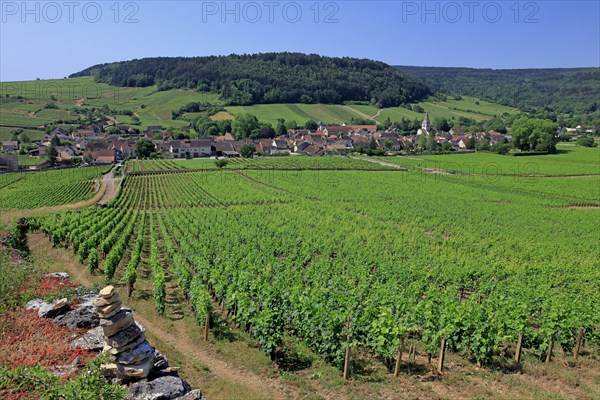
[1,1,599,81]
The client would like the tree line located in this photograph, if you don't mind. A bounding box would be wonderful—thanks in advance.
[397,66,600,123]
[70,53,431,108]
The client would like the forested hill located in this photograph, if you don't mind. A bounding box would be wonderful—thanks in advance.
[70,53,431,107]
[396,66,600,115]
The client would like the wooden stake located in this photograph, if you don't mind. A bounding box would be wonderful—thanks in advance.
[343,343,351,380]
[394,337,404,377]
[545,338,553,363]
[203,311,210,342]
[437,338,447,374]
[343,315,352,380]
[515,333,523,364]
[573,328,584,359]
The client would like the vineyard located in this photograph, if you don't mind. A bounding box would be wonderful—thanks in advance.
[32,158,600,385]
[125,156,396,173]
[0,166,108,210]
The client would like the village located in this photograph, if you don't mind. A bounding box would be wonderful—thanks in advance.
[0,113,518,172]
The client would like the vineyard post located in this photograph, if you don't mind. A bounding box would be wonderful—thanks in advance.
[437,337,447,374]
[343,342,351,380]
[394,337,405,377]
[573,328,584,359]
[343,315,352,380]
[409,344,416,362]
[545,338,554,363]
[203,309,210,342]
[515,333,523,364]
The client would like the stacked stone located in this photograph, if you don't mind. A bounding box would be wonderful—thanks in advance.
[93,286,155,379]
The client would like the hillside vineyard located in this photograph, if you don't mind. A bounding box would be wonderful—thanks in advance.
[35,165,600,368]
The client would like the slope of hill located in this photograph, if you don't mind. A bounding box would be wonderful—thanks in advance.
[396,66,600,117]
[0,76,517,140]
[70,53,431,107]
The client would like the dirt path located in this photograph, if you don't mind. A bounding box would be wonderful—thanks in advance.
[371,109,383,120]
[133,313,294,400]
[351,156,408,170]
[342,105,377,122]
[97,168,121,205]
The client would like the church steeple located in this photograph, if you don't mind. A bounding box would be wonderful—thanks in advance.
[421,112,431,132]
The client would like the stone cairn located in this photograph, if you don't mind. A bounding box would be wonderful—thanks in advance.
[93,285,155,380]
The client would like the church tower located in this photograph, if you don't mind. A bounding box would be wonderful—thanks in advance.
[421,112,431,132]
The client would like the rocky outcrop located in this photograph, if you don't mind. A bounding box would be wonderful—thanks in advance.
[71,326,105,350]
[94,286,155,380]
[176,390,206,400]
[38,298,70,318]
[53,303,99,329]
[125,376,192,400]
[36,279,205,399]
[28,293,100,329]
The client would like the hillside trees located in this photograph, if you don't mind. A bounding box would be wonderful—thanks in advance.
[71,53,431,107]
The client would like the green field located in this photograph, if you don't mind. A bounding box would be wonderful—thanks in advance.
[17,155,45,166]
[377,146,600,176]
[224,103,370,125]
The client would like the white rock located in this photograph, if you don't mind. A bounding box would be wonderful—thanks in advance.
[26,298,48,311]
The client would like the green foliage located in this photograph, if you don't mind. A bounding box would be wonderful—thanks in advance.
[398,66,600,117]
[0,250,36,314]
[149,213,166,315]
[511,117,558,153]
[46,145,58,167]
[74,53,431,107]
[490,142,511,155]
[87,247,98,273]
[232,113,260,139]
[172,102,223,119]
[190,277,212,326]
[214,159,228,169]
[0,354,127,399]
[239,144,256,158]
[135,139,156,159]
[0,166,107,210]
[576,135,598,147]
